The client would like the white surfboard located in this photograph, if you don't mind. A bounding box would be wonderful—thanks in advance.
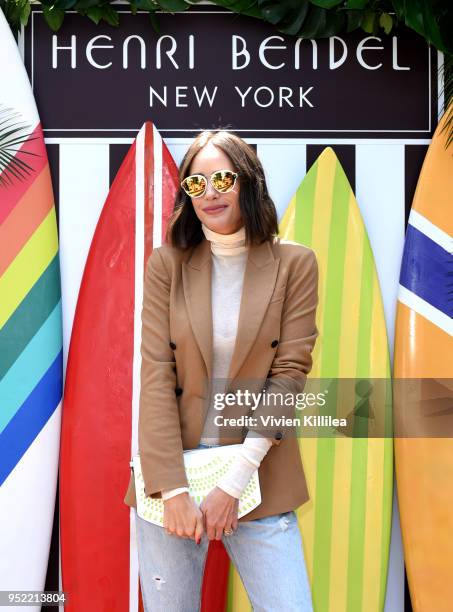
[0,9,63,610]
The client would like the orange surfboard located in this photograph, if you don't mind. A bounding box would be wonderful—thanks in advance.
[394,110,453,611]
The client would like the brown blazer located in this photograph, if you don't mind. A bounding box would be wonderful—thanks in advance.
[123,234,319,521]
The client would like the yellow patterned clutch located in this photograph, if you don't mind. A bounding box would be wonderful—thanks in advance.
[131,444,262,526]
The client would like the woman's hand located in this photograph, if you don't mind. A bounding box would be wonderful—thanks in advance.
[200,487,239,541]
[163,493,204,544]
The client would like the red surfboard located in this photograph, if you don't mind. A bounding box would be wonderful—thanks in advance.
[60,121,229,611]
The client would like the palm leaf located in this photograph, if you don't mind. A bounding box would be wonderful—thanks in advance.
[440,54,453,148]
[0,105,39,188]
[438,53,453,148]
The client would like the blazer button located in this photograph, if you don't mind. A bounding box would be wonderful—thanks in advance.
[169,341,177,350]
[274,431,283,440]
[175,387,183,397]
[271,339,279,348]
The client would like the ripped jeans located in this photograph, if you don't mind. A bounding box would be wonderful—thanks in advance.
[134,446,314,612]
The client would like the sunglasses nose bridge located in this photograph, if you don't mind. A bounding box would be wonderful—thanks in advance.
[204,177,219,198]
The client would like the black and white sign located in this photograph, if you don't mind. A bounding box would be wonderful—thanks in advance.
[24,8,438,138]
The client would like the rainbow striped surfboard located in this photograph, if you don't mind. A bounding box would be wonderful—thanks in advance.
[0,7,63,596]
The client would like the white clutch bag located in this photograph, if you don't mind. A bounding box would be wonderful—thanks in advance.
[131,443,262,526]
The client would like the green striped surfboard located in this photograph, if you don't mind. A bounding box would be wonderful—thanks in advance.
[226,147,393,612]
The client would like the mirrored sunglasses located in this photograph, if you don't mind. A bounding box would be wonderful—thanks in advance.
[181,169,238,198]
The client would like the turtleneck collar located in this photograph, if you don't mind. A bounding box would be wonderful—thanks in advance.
[201,223,248,257]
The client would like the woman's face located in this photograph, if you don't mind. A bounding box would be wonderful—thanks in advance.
[188,141,243,235]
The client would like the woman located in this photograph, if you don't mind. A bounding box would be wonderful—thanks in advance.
[123,130,319,611]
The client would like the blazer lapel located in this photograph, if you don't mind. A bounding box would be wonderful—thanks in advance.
[182,236,280,386]
[182,238,213,381]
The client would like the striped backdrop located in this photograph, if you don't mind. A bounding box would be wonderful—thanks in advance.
[46,139,429,372]
[43,136,431,611]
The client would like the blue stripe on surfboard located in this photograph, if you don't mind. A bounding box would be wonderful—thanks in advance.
[400,224,453,318]
[0,302,62,434]
[0,350,62,486]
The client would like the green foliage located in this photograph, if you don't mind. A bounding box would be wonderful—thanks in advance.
[42,5,65,30]
[346,0,368,8]
[3,0,451,57]
[379,12,393,35]
[86,5,119,26]
[157,0,187,10]
[0,0,31,29]
[310,0,343,8]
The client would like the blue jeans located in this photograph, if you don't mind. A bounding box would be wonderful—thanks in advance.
[135,444,313,612]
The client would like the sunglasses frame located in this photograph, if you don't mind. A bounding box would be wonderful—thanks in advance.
[180,169,239,199]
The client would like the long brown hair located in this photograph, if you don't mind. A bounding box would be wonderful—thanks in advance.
[166,131,279,249]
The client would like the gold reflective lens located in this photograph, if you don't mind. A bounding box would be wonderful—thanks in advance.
[211,171,237,193]
[181,170,238,198]
[181,174,207,198]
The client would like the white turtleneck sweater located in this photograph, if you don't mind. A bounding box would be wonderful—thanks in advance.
[199,222,248,446]
[161,223,273,502]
